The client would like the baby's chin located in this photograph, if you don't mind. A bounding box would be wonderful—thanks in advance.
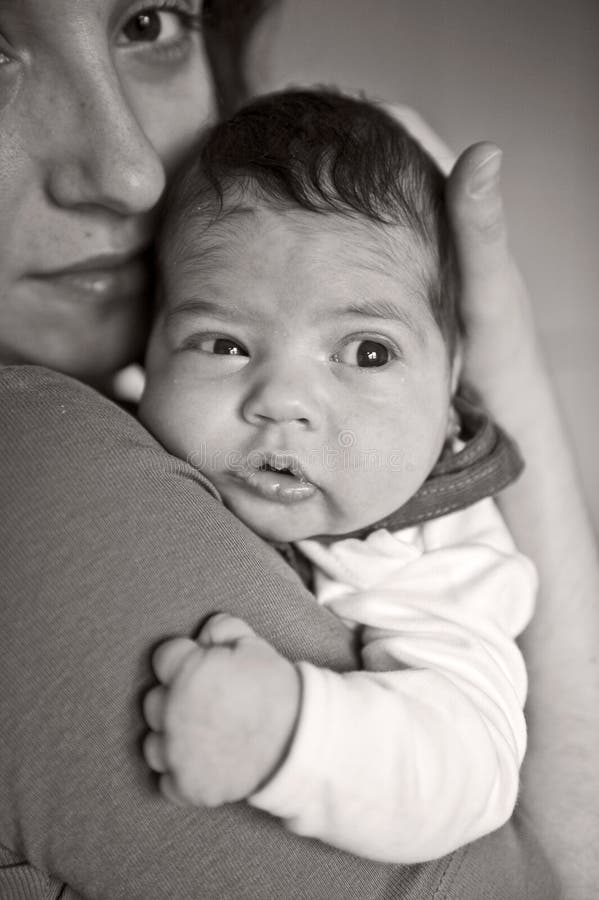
[220,498,334,545]
[216,479,387,544]
[242,519,328,545]
[231,506,374,545]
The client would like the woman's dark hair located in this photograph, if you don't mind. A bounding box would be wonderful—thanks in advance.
[162,88,460,353]
[202,0,279,116]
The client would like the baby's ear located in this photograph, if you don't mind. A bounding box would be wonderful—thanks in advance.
[445,343,463,443]
[450,338,464,396]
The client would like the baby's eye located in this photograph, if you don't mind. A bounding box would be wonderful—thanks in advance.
[208,337,249,357]
[335,339,393,368]
[181,334,249,356]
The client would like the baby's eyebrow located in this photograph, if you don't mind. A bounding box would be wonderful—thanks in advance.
[338,298,428,344]
[165,299,251,326]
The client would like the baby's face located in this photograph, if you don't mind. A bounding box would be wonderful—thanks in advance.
[140,205,456,542]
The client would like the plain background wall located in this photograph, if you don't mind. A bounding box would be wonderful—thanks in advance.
[252,0,599,533]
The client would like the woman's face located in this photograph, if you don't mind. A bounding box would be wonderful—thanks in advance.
[0,0,214,382]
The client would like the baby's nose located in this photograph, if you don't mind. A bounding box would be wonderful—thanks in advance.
[241,365,321,429]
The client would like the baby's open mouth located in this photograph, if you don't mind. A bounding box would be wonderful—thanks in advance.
[237,454,316,503]
[254,453,308,481]
[258,461,296,477]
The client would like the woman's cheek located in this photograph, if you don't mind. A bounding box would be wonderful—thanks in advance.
[0,66,21,114]
[120,52,215,174]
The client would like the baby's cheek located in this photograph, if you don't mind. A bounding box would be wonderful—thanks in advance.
[342,440,427,527]
[140,381,194,460]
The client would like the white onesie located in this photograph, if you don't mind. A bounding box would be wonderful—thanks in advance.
[250,497,536,863]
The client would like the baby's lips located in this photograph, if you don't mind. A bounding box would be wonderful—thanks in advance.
[232,449,321,504]
[244,449,311,483]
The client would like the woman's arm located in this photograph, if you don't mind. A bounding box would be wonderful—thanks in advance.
[447,144,599,899]
[0,366,363,900]
[0,365,559,900]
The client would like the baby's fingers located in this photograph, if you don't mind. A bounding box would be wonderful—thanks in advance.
[158,773,191,807]
[143,732,168,773]
[152,637,198,684]
[143,685,167,730]
[198,612,257,647]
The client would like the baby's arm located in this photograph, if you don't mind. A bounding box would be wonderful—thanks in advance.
[252,501,536,862]
[143,500,535,863]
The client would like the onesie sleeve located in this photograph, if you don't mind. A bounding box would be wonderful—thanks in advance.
[250,500,536,863]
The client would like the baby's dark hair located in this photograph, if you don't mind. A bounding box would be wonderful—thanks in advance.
[159,88,460,353]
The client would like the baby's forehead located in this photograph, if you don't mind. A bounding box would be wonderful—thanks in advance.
[161,202,441,352]
[173,198,430,291]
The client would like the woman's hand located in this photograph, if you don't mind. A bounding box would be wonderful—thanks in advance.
[448,146,599,900]
[446,143,542,420]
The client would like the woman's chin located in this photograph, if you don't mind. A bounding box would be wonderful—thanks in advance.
[6,316,149,389]
[0,275,152,386]
[61,340,147,388]
[7,332,145,391]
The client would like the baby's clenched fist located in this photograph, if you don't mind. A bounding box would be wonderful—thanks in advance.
[143,613,301,807]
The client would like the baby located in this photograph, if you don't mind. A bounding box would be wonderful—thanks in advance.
[139,89,536,863]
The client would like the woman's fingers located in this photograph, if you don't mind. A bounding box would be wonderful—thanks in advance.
[446,142,506,279]
[446,142,537,388]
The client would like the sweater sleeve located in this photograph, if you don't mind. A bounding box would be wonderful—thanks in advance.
[0,367,558,898]
[250,500,536,863]
[1,365,406,900]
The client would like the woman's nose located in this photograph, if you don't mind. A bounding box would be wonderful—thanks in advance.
[44,63,165,215]
[242,364,322,430]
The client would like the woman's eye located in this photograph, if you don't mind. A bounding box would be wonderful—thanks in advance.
[0,34,17,69]
[118,6,198,48]
[0,37,21,100]
[123,11,163,43]
[336,339,393,368]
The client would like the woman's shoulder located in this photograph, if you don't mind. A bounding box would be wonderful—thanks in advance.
[1,363,135,417]
[0,363,218,512]
[1,363,100,392]
[0,363,157,450]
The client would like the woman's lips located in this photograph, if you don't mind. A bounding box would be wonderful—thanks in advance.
[29,253,150,308]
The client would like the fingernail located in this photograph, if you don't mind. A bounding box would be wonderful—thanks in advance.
[469,150,502,198]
